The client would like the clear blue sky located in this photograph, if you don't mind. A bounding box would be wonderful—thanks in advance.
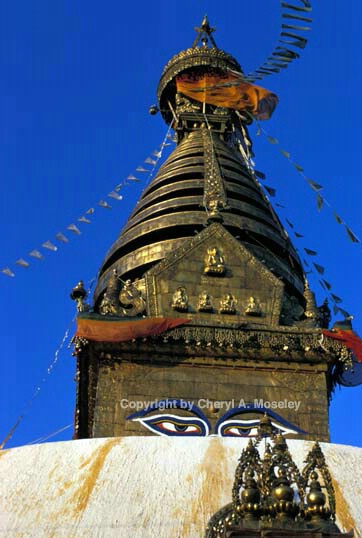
[0,1,361,448]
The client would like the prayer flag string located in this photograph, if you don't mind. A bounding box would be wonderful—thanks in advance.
[0,277,96,449]
[1,127,174,278]
[251,167,353,319]
[246,0,313,82]
[254,120,361,248]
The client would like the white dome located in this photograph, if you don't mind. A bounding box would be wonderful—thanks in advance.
[0,437,361,537]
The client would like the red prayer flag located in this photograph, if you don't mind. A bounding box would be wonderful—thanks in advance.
[322,329,362,363]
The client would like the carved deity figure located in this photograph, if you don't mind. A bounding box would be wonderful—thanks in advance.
[207,198,227,219]
[204,246,226,275]
[119,279,146,317]
[100,292,118,316]
[172,286,189,312]
[245,296,262,317]
[219,293,237,314]
[198,291,213,312]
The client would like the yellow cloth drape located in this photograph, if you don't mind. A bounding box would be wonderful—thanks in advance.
[176,72,278,120]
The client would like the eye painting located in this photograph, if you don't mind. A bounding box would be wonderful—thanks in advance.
[126,399,211,437]
[215,405,306,438]
[130,413,209,436]
[217,418,302,437]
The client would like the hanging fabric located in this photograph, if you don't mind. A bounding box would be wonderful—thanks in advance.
[176,71,279,120]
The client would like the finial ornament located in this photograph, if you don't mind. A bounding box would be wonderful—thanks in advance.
[70,280,90,312]
[193,16,217,48]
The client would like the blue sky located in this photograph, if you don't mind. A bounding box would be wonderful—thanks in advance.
[0,1,361,448]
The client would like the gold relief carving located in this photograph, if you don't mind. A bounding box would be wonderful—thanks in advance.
[198,291,213,312]
[219,293,237,314]
[245,296,262,317]
[172,286,189,312]
[119,279,146,316]
[204,246,226,275]
[99,293,119,316]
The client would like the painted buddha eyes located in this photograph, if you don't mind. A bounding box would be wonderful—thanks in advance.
[127,401,305,438]
[216,419,300,437]
[131,413,209,436]
[214,407,306,438]
[219,420,261,437]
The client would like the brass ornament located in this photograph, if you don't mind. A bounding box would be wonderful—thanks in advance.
[205,430,345,538]
[302,441,336,521]
[70,280,90,313]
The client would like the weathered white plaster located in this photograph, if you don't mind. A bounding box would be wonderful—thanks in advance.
[0,438,360,537]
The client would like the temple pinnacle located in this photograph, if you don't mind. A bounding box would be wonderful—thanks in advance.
[193,15,217,48]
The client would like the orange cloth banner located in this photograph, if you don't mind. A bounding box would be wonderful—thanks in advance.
[176,72,278,120]
[76,315,190,343]
[322,329,362,362]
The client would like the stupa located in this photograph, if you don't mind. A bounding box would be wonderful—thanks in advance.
[0,12,361,538]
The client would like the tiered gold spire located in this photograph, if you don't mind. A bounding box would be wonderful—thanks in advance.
[94,18,305,307]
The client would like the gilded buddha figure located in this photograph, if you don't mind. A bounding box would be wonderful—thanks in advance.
[204,246,226,275]
[219,293,237,314]
[245,296,262,316]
